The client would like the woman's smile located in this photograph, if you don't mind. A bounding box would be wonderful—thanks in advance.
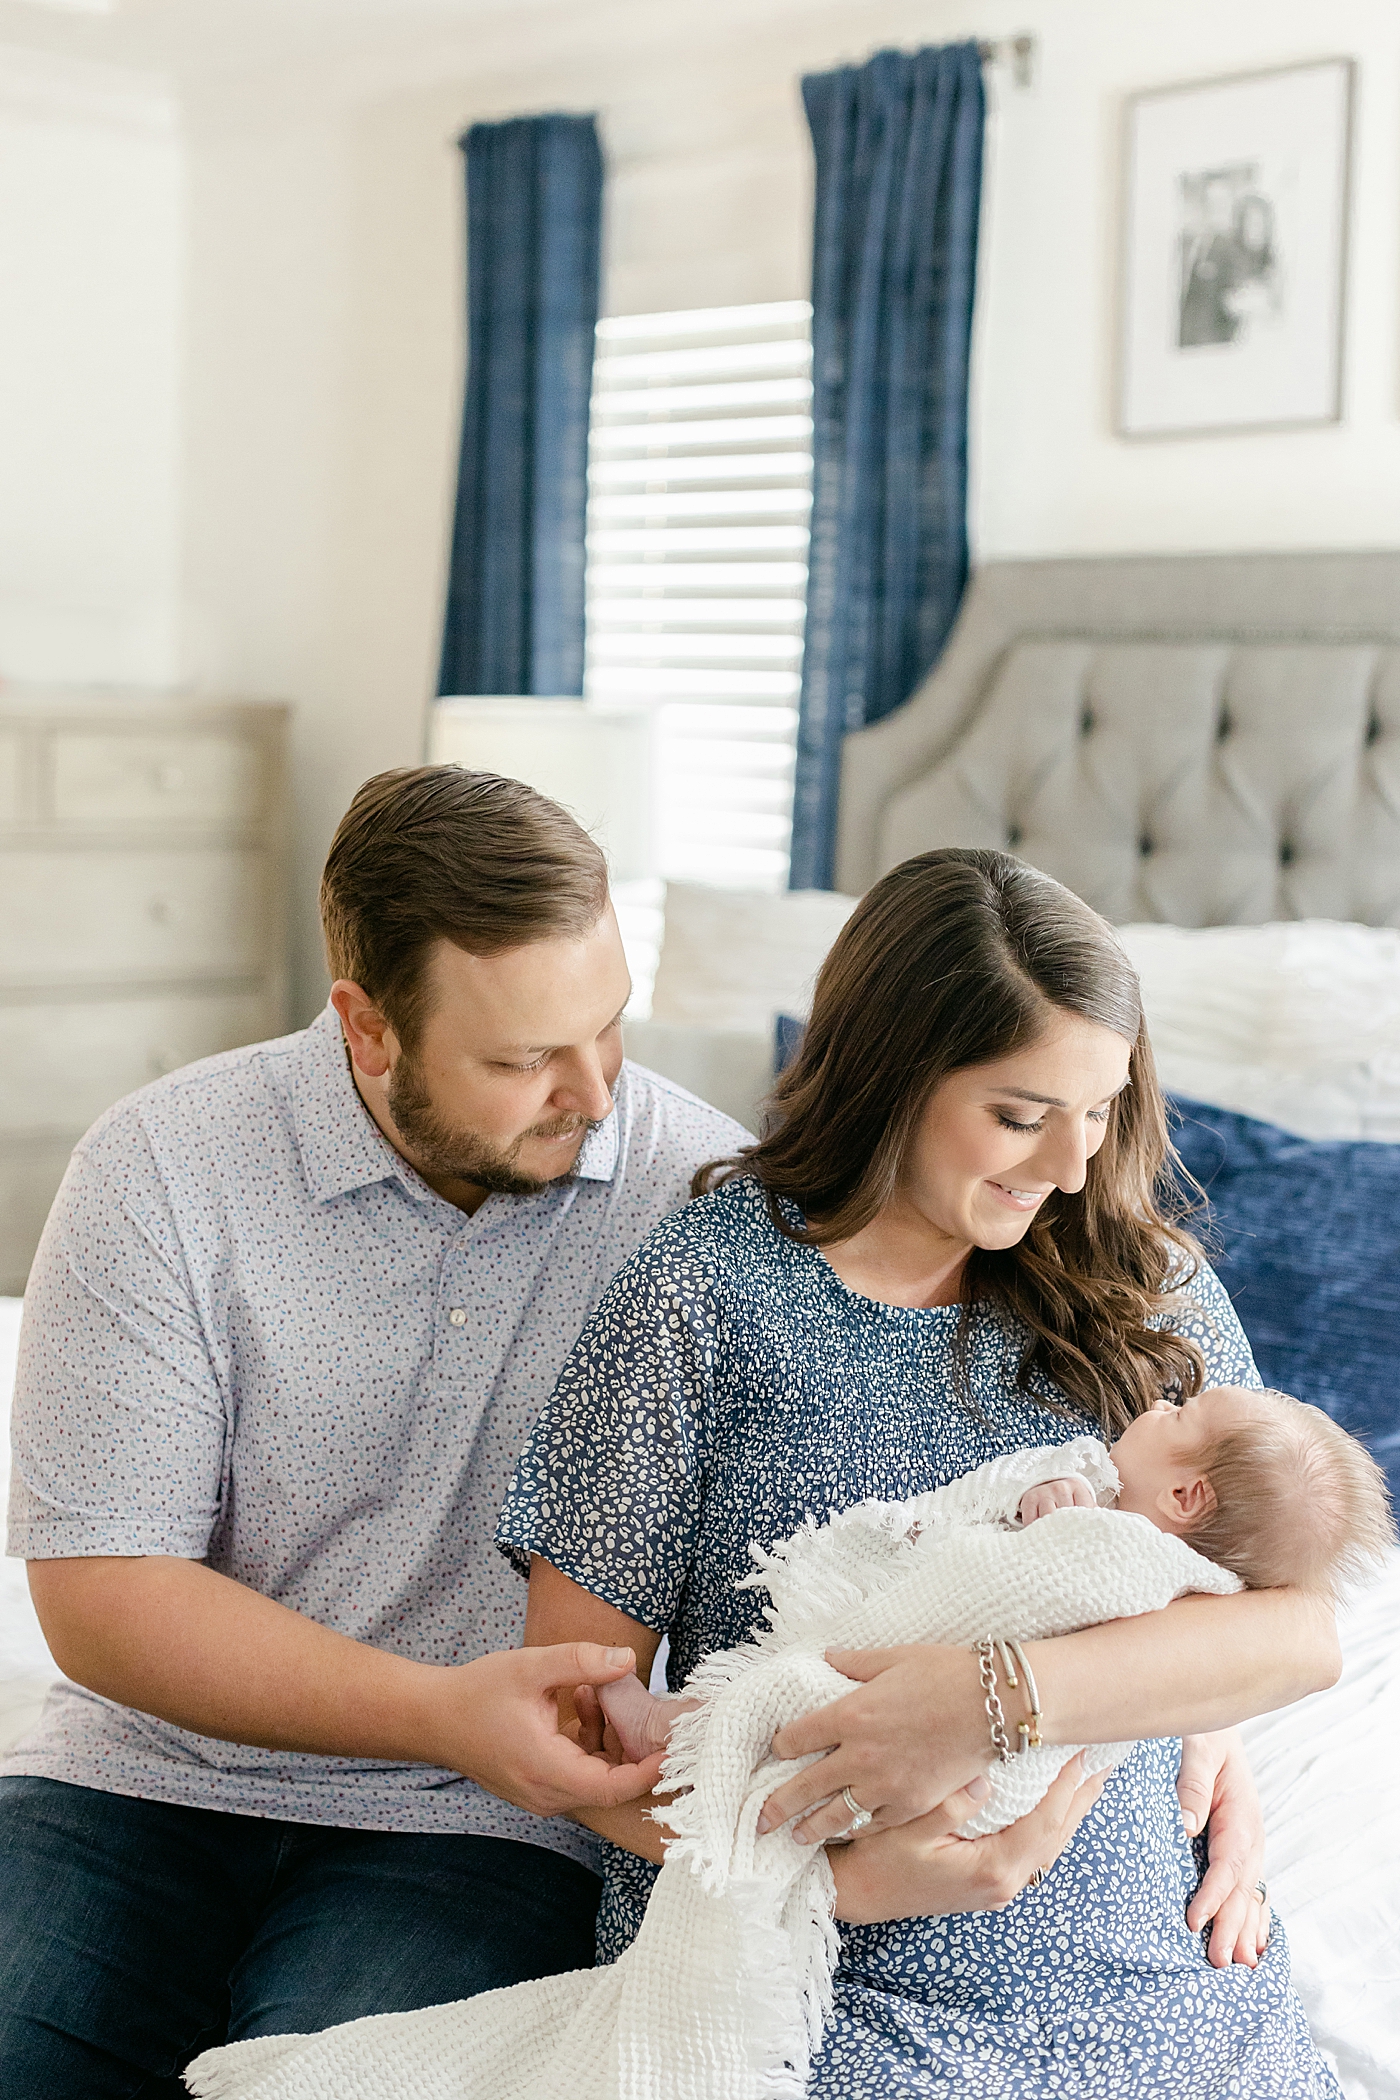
[984,1179,1050,1212]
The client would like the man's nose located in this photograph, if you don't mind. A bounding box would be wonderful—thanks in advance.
[551,1049,615,1123]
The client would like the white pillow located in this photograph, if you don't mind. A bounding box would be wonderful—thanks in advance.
[1117,921,1400,1141]
[623,1019,769,1136]
[647,902,1400,1140]
[648,883,857,1033]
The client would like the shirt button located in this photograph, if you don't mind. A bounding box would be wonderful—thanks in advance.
[448,1307,468,1326]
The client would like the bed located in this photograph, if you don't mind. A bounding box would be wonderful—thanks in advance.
[4,551,1399,2092]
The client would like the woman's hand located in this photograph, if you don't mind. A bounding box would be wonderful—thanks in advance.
[427,1644,667,1817]
[1179,1729,1271,1969]
[833,1754,1107,1925]
[759,1643,989,1843]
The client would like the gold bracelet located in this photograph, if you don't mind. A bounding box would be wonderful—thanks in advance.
[995,1637,1043,1751]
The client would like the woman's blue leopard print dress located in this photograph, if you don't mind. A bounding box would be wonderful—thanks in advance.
[498,1174,1339,2098]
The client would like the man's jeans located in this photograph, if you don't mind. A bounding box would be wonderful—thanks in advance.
[0,1775,601,2098]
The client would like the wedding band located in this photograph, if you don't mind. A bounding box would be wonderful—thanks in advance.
[1255,1879,1268,1905]
[839,1785,873,1836]
[1025,1864,1048,1890]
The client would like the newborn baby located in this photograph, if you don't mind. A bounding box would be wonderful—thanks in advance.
[600,1383,1393,1762]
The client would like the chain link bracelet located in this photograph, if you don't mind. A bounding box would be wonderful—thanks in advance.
[975,1637,1013,1762]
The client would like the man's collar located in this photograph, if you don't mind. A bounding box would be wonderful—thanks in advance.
[291,1006,417,1204]
[291,1004,622,1202]
[574,1101,621,1184]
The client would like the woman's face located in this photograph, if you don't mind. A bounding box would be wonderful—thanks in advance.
[898,1010,1133,1251]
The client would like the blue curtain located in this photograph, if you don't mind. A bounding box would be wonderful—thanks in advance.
[438,114,603,698]
[790,45,984,889]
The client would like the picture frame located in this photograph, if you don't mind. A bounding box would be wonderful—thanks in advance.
[1118,57,1354,439]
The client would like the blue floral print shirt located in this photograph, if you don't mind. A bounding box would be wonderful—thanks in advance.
[498,1172,1339,2099]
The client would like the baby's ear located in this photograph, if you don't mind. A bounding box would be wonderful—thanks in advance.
[1163,1474,1216,1528]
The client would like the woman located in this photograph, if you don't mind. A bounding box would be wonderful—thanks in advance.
[500,851,1340,2096]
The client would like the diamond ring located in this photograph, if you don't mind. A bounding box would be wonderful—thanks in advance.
[838,1785,873,1837]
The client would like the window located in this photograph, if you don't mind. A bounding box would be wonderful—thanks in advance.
[583,301,813,1004]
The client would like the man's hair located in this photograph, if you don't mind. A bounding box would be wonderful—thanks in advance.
[320,766,608,1045]
[1186,1389,1396,1594]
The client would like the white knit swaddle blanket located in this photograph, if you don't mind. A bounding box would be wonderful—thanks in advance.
[185,1436,1240,2100]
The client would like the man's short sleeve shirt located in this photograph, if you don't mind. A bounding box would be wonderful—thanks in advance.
[3,1006,748,1860]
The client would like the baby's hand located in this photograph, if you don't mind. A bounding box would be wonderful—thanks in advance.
[1019,1476,1096,1525]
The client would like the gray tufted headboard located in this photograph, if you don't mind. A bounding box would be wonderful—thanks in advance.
[835,551,1400,925]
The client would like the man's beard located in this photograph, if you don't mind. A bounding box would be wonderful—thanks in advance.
[386,1052,604,1195]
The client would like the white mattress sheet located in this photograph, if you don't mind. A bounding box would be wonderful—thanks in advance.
[1240,1551,1400,2097]
[1,1295,1396,2088]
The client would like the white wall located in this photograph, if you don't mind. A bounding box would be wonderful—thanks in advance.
[179,95,466,1014]
[971,1,1400,558]
[0,51,181,686]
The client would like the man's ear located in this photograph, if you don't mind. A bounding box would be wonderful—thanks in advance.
[1158,1473,1217,1531]
[330,980,399,1080]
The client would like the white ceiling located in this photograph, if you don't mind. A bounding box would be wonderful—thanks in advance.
[0,0,852,100]
[0,0,973,153]
[0,0,545,85]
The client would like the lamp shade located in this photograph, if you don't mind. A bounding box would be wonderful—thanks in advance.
[428,697,653,882]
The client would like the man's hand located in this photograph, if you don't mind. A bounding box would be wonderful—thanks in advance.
[1018,1476,1096,1525]
[1180,1729,1271,1968]
[427,1645,667,1817]
[28,1555,665,1819]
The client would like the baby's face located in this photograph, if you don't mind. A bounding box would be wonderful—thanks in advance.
[1109,1386,1259,1527]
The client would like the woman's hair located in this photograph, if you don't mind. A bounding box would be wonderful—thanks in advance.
[695,848,1205,1436]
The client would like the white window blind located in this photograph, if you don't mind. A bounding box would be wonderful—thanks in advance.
[584,301,813,911]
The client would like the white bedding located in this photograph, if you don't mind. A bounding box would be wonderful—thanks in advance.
[1105,921,1400,1143]
[0,1298,54,1754]
[630,908,1400,1144]
[0,1295,1395,2091]
[1240,1559,1400,2098]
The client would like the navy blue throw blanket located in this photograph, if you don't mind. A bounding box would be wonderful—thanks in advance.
[438,114,603,698]
[1171,1097,1400,1500]
[790,44,984,890]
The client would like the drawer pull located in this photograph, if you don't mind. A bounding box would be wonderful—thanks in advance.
[147,1046,182,1078]
[153,763,186,793]
[147,897,179,926]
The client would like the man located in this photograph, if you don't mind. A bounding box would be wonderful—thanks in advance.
[0,766,747,2096]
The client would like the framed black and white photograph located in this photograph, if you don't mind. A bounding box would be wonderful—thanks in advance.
[1119,58,1354,438]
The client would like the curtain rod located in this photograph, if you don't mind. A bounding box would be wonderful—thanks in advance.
[978,34,1036,89]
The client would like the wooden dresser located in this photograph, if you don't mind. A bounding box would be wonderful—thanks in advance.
[0,691,290,1294]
